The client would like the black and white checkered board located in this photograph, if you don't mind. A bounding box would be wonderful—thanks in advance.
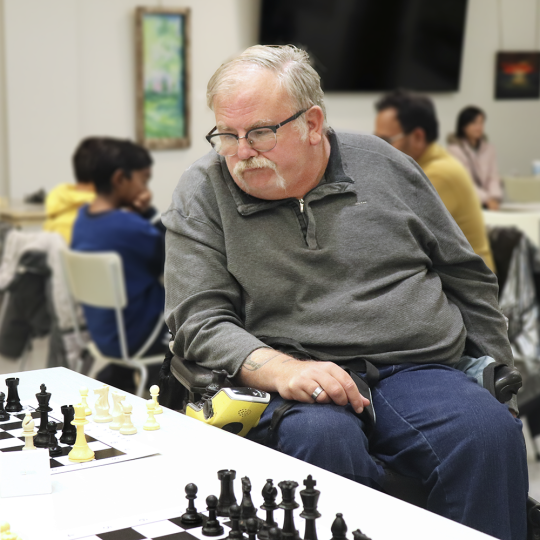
[0,409,126,468]
[75,512,233,540]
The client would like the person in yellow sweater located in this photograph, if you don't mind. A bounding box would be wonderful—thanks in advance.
[43,138,98,245]
[374,91,495,272]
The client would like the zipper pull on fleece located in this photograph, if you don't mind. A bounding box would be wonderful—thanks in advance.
[299,198,305,213]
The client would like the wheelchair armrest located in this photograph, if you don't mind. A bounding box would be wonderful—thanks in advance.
[170,355,231,396]
[494,364,523,403]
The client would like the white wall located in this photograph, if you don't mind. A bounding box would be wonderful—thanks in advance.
[0,0,539,209]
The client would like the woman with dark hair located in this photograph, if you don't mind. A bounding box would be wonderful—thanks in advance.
[447,106,503,210]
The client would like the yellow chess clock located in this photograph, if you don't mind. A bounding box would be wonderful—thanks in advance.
[186,388,270,437]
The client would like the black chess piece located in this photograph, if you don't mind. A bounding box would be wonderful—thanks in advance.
[299,475,321,540]
[258,479,278,540]
[352,530,371,540]
[59,405,76,445]
[5,377,22,412]
[330,514,348,540]
[218,469,237,517]
[228,504,246,540]
[278,481,300,540]
[47,421,63,457]
[246,518,258,540]
[268,527,282,540]
[34,384,52,448]
[240,476,261,531]
[0,392,10,421]
[181,483,203,526]
[202,495,224,536]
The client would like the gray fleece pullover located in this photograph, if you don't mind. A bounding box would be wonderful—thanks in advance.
[162,131,513,376]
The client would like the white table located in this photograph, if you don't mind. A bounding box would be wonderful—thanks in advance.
[0,368,494,540]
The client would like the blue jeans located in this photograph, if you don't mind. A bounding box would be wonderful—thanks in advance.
[247,364,528,540]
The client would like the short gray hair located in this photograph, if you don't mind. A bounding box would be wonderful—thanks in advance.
[207,45,328,136]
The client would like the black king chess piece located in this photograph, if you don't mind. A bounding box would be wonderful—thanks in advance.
[5,377,22,412]
[259,479,278,540]
[217,469,237,517]
[278,481,300,540]
[181,483,203,526]
[34,384,53,448]
[47,421,63,457]
[59,405,77,445]
[0,392,10,421]
[299,475,321,540]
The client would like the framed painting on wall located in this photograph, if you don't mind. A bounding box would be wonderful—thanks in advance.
[135,7,191,149]
[495,51,540,100]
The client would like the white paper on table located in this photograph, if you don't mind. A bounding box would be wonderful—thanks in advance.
[0,448,52,497]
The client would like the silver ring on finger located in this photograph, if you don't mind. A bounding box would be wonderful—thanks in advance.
[311,386,324,401]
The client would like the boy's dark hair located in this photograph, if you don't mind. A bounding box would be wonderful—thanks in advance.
[456,106,485,139]
[91,138,153,195]
[375,90,439,143]
[72,137,102,183]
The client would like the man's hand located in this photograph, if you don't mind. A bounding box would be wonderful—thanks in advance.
[236,348,370,414]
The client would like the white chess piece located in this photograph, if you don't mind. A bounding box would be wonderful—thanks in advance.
[119,402,137,435]
[21,411,37,451]
[79,387,92,416]
[143,399,160,431]
[93,385,112,423]
[110,392,126,430]
[149,385,163,414]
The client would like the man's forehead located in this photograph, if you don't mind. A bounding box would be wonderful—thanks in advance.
[216,117,274,132]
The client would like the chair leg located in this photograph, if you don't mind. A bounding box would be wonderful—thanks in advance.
[136,365,148,397]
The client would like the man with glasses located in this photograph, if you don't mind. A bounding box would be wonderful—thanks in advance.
[162,45,526,540]
[374,90,495,272]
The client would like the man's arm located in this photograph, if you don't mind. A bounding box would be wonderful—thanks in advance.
[236,348,369,413]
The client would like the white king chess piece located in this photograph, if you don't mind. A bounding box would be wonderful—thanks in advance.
[21,411,37,451]
[93,385,112,423]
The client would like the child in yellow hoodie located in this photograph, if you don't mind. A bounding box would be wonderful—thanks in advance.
[43,138,98,244]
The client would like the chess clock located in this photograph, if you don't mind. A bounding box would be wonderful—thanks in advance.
[186,388,270,437]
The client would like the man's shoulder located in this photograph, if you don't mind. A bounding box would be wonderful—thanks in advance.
[422,144,476,191]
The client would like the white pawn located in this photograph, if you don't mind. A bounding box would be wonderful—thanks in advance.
[21,411,37,451]
[119,402,137,435]
[79,387,92,416]
[143,399,160,431]
[93,385,112,423]
[110,392,126,430]
[149,385,163,414]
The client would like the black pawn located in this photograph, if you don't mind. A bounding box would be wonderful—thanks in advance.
[228,504,245,540]
[5,377,22,412]
[299,475,321,540]
[47,421,63,457]
[181,483,203,526]
[0,392,10,421]
[278,481,300,540]
[202,495,224,536]
[258,479,278,540]
[246,518,258,540]
[268,528,282,540]
[34,384,52,448]
[59,405,76,445]
[218,469,237,517]
[352,530,371,540]
[330,514,347,540]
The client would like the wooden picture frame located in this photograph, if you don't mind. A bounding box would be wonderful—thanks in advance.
[135,7,191,149]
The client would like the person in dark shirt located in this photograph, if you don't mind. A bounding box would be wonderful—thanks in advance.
[72,137,166,392]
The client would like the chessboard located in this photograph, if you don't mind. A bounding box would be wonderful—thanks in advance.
[0,402,159,475]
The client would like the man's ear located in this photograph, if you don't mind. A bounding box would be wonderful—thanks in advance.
[410,127,427,146]
[306,106,325,145]
[110,168,127,189]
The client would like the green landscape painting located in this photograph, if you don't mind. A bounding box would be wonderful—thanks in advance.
[143,12,186,141]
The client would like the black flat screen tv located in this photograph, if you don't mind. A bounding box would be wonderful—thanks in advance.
[259,0,468,92]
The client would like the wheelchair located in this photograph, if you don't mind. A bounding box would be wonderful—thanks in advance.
[164,354,540,540]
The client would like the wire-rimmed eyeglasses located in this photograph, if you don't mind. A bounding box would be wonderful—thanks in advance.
[206,109,308,157]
